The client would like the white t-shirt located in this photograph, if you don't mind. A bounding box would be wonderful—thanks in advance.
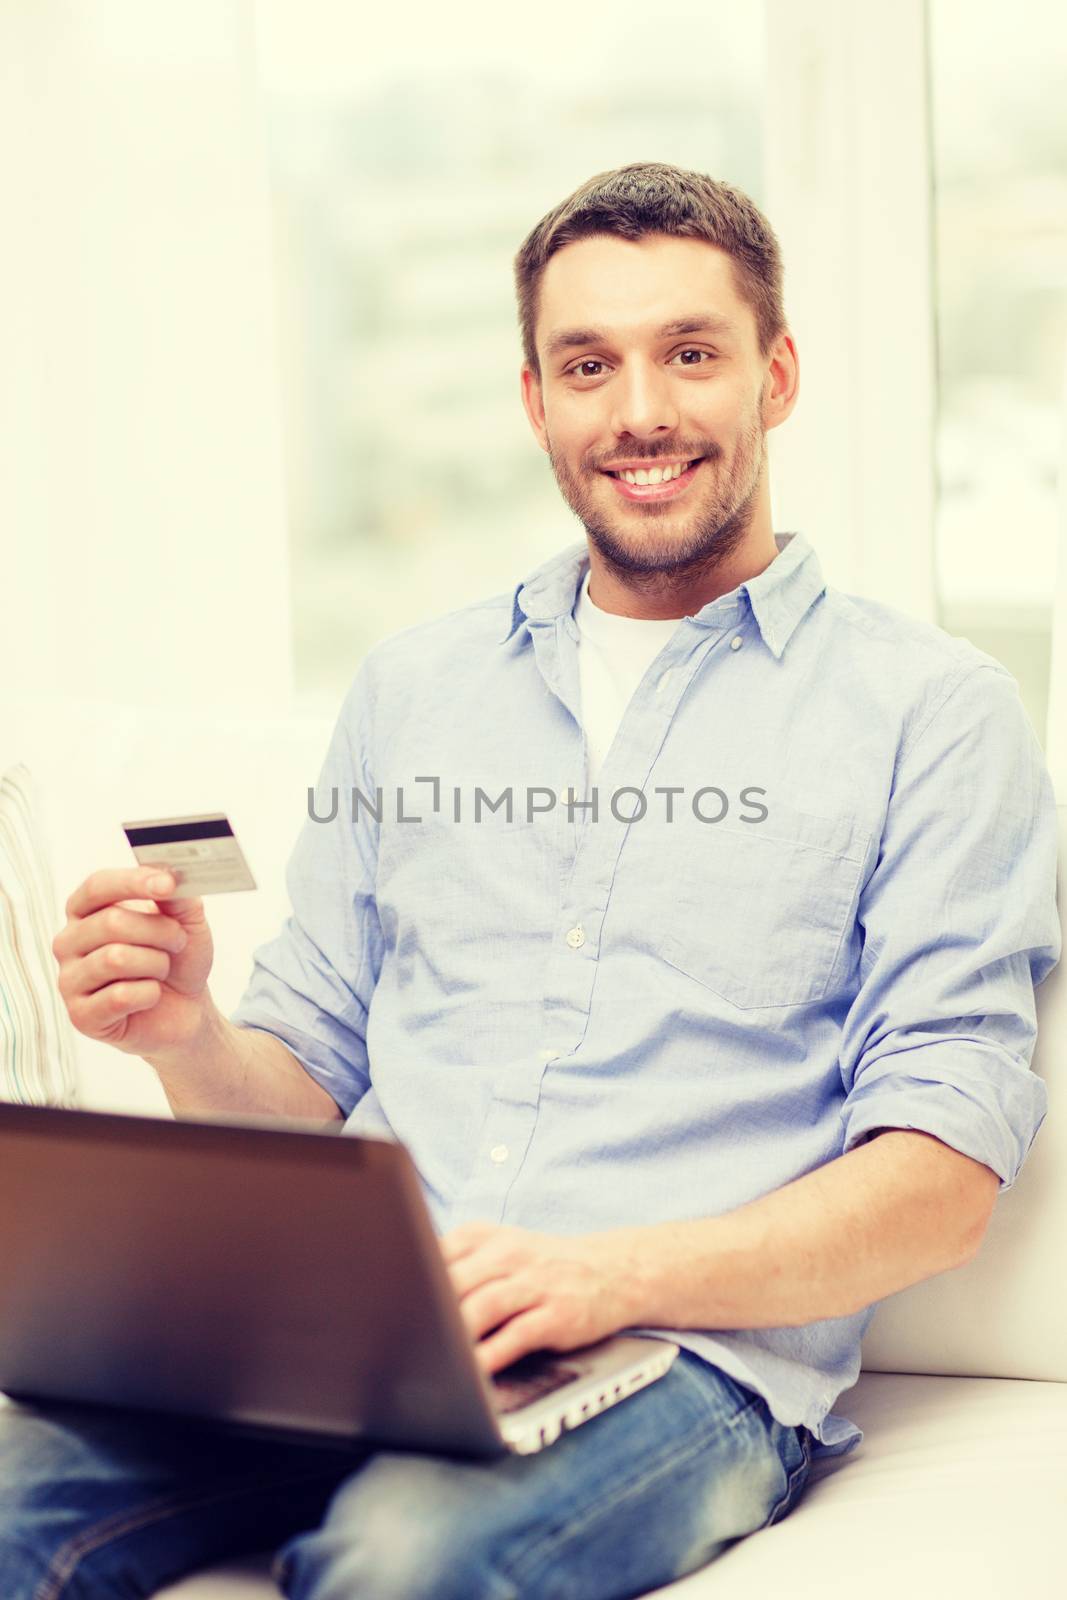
[572,567,682,787]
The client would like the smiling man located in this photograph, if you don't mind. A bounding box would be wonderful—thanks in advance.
[24,163,1061,1600]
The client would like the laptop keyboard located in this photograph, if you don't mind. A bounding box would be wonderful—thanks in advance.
[490,1354,582,1415]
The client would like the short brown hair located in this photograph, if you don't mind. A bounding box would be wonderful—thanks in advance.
[514,162,786,378]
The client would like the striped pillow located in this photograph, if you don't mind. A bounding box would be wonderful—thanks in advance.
[0,762,79,1105]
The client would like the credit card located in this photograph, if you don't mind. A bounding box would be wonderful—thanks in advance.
[122,813,256,896]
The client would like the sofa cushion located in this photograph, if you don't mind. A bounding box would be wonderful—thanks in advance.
[0,762,78,1107]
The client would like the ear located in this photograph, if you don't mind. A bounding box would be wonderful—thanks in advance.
[520,364,550,454]
[761,330,799,433]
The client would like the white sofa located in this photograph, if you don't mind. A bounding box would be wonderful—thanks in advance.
[7,692,1067,1599]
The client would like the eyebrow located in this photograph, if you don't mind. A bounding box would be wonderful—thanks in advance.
[543,314,740,362]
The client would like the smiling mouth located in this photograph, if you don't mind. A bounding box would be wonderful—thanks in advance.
[602,457,703,486]
[599,456,707,501]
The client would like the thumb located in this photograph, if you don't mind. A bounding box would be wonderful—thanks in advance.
[145,871,207,928]
[156,892,208,928]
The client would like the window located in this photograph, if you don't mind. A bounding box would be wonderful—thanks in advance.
[254,1,765,708]
[930,0,1067,743]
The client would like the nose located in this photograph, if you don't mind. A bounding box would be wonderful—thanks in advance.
[609,358,679,441]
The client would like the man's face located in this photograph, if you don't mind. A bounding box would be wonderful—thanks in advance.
[522,233,776,577]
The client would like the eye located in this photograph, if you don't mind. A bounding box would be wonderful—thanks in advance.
[568,359,609,380]
[670,348,715,366]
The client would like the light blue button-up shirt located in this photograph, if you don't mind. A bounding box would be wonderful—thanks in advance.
[230,532,1060,1459]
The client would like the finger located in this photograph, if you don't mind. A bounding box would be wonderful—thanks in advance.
[439,1220,497,1265]
[149,887,207,924]
[474,1308,556,1377]
[119,872,207,929]
[68,979,162,1037]
[75,943,172,998]
[458,1275,539,1343]
[448,1250,514,1302]
[65,867,183,921]
[63,904,189,961]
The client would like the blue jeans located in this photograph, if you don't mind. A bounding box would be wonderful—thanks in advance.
[0,1353,812,1599]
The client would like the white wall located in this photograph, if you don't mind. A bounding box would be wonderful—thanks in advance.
[0,0,292,714]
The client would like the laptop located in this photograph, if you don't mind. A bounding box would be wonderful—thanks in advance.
[0,1103,678,1457]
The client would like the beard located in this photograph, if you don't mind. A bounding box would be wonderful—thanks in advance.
[546,398,766,591]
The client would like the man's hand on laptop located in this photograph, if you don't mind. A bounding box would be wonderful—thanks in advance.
[441,1221,641,1377]
[53,867,215,1057]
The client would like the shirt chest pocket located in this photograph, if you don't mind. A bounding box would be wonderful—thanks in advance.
[656,804,870,1011]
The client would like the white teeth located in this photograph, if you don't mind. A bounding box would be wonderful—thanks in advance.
[618,461,689,486]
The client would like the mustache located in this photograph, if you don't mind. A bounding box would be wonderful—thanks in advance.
[588,443,723,471]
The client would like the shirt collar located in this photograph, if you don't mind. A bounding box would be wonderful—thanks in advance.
[737,532,827,658]
[499,532,825,659]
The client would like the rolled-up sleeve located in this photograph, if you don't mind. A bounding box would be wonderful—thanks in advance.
[838,662,1060,1192]
[228,665,383,1118]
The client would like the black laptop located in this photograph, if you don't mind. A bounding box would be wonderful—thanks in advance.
[0,1103,678,1457]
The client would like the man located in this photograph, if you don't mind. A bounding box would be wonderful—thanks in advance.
[10,162,1059,1598]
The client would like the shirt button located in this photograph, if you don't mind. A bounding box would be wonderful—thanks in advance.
[656,669,673,692]
[565,925,586,949]
[490,1144,509,1164]
[730,635,743,651]
[539,1046,559,1062]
